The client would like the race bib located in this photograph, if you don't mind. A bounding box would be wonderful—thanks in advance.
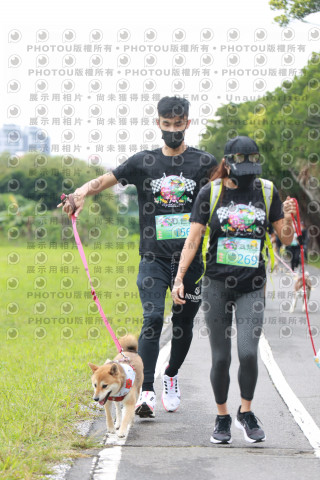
[155,213,190,240]
[216,237,261,268]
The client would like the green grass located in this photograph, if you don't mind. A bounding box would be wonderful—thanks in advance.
[309,258,320,269]
[0,239,172,479]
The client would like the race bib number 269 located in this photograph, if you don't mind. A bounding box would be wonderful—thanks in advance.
[216,237,261,268]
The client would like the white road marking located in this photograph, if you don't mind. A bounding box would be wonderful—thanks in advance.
[259,333,320,458]
[92,322,172,479]
[93,446,122,480]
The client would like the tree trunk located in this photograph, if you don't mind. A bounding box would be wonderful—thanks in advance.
[289,168,320,204]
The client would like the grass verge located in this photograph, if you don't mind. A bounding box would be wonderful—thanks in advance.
[0,239,172,479]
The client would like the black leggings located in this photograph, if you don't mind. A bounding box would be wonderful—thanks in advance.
[202,278,264,405]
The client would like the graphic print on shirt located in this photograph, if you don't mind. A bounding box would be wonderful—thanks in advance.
[215,201,266,269]
[216,201,266,235]
[150,173,196,207]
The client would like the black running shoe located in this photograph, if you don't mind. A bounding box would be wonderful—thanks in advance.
[235,406,266,443]
[210,414,232,444]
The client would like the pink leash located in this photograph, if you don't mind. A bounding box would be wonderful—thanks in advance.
[273,251,298,276]
[71,213,123,353]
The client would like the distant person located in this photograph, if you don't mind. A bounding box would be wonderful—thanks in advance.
[59,96,217,418]
[286,232,300,271]
[171,136,296,444]
[301,221,308,262]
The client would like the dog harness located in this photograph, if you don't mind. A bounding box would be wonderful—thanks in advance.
[108,362,136,402]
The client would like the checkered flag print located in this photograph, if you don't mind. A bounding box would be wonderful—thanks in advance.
[254,207,266,222]
[150,173,196,196]
[150,175,165,195]
[216,206,229,223]
[184,177,196,194]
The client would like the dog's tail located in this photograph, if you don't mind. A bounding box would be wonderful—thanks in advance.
[119,334,138,353]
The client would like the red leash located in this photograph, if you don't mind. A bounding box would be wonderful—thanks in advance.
[291,199,319,367]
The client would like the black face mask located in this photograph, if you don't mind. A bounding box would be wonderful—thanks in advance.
[229,173,256,189]
[161,129,185,149]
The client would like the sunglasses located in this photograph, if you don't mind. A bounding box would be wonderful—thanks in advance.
[225,153,260,164]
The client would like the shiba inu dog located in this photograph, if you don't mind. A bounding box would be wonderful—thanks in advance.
[289,272,312,313]
[89,335,144,437]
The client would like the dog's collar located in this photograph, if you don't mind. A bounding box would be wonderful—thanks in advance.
[108,395,126,402]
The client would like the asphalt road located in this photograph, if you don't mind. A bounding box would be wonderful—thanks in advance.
[65,265,320,480]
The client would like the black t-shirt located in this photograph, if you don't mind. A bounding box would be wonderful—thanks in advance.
[189,179,284,292]
[112,147,217,259]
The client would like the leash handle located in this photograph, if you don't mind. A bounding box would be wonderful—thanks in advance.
[290,199,317,358]
[71,214,123,353]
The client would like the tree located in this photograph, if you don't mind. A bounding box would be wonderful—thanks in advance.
[0,152,120,243]
[269,0,320,26]
[199,54,320,253]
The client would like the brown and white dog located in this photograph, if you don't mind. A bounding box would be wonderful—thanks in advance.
[89,335,143,437]
[289,272,312,313]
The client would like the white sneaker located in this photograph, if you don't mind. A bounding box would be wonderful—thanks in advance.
[162,374,181,412]
[135,391,156,418]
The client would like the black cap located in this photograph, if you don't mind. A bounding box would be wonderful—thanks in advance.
[224,136,262,176]
[224,136,259,155]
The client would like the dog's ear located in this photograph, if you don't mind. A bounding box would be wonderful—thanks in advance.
[110,363,118,376]
[88,362,99,372]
